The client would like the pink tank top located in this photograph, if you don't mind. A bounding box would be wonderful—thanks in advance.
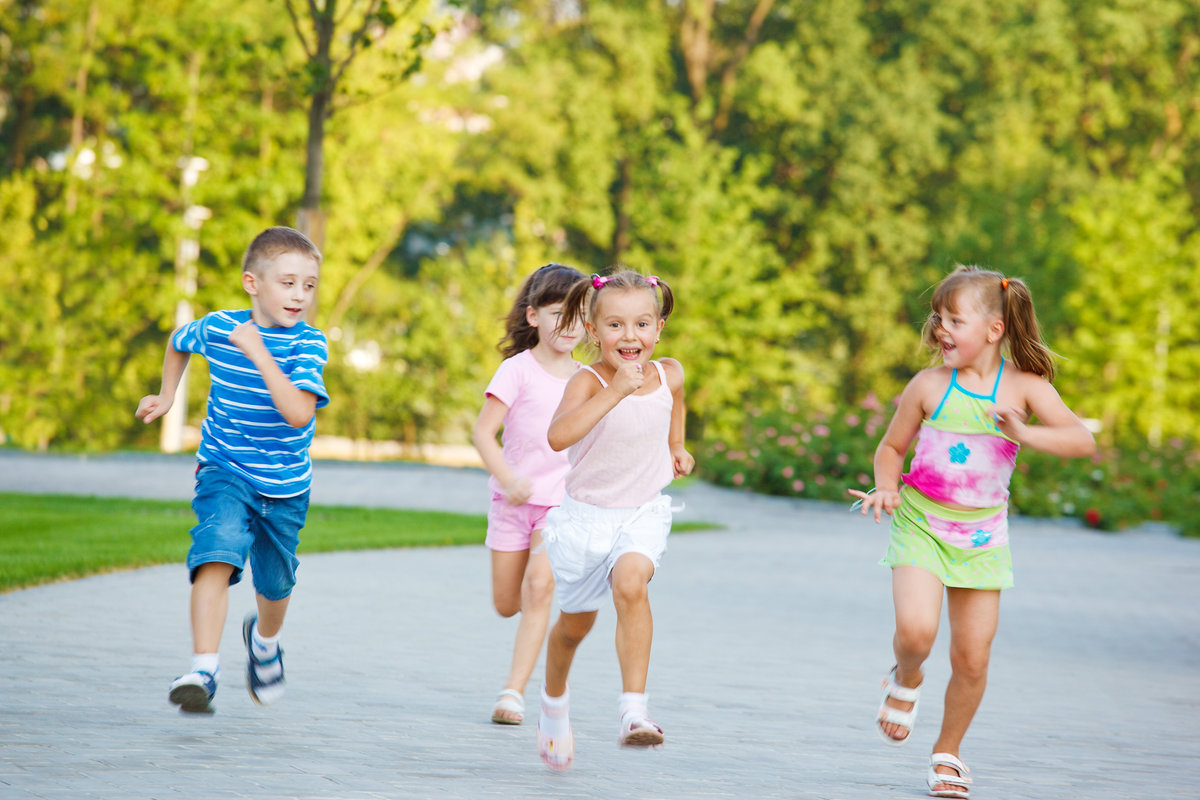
[903,362,1020,508]
[564,361,675,508]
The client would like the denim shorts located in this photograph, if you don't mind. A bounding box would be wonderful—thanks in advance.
[188,464,309,601]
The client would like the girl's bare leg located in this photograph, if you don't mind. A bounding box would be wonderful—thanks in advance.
[544,610,598,698]
[495,531,555,721]
[880,565,944,742]
[611,553,656,693]
[491,548,529,618]
[930,587,1000,790]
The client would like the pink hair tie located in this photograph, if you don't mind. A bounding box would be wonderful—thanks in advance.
[645,275,659,287]
[591,274,611,290]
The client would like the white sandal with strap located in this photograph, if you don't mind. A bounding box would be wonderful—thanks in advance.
[491,689,524,725]
[927,752,971,799]
[876,666,921,746]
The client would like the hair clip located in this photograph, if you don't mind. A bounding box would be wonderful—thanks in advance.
[1000,278,1009,290]
[591,274,611,290]
[645,275,659,287]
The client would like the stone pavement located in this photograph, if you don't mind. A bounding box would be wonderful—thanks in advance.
[1,450,1197,800]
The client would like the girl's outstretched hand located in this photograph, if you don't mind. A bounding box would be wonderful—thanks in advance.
[847,487,902,523]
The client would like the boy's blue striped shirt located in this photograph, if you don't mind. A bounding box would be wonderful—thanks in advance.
[172,310,329,497]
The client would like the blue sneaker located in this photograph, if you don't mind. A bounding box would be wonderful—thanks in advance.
[169,669,218,714]
[243,612,286,705]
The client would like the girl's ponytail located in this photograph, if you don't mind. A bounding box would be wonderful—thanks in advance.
[1000,276,1056,381]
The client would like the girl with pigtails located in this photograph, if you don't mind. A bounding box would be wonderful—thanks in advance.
[849,265,1095,799]
[535,269,693,772]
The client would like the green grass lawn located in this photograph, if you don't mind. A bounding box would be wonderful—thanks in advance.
[0,493,718,593]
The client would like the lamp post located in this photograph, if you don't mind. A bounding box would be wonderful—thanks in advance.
[160,156,210,453]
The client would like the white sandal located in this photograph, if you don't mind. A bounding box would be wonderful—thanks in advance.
[927,752,971,799]
[491,689,524,725]
[618,705,664,747]
[876,666,921,746]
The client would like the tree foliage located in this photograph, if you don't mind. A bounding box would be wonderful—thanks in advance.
[1,0,1198,452]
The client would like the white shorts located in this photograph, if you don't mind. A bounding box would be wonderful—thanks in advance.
[542,493,672,614]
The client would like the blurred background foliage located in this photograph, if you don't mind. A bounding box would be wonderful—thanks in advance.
[1,0,1198,530]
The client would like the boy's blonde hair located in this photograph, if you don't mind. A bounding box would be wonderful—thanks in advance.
[242,227,322,275]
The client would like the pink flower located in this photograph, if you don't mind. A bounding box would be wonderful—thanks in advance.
[836,453,849,465]
[1083,508,1102,528]
[861,391,882,411]
[765,427,777,437]
[813,424,830,437]
[782,466,794,478]
[732,473,745,486]
[814,475,826,485]
[857,473,870,485]
[844,414,860,427]
[792,480,805,492]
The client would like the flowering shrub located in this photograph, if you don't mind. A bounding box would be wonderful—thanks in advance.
[698,402,1200,538]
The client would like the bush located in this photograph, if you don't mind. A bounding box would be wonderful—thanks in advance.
[698,402,1200,538]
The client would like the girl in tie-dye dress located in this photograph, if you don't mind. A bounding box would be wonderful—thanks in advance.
[849,265,1095,799]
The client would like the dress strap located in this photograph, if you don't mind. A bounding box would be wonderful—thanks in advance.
[931,371,956,421]
[987,358,1005,401]
[650,359,667,385]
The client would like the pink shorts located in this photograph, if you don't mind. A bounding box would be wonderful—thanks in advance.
[485,493,554,552]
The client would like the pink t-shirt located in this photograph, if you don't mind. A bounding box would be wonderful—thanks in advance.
[485,349,578,507]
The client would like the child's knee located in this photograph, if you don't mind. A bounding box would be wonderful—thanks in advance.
[493,589,521,618]
[522,569,555,609]
[949,643,991,679]
[611,571,649,608]
[894,620,938,657]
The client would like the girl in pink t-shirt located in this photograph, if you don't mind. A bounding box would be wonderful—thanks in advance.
[535,269,694,772]
[472,263,587,726]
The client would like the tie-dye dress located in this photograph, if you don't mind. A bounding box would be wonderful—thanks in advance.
[881,360,1019,589]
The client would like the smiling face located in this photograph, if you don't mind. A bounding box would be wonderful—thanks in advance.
[587,287,665,373]
[243,251,320,328]
[933,288,1003,368]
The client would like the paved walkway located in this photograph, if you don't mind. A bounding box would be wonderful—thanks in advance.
[1,450,1197,800]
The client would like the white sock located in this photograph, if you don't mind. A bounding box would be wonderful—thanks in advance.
[619,691,648,719]
[191,653,219,677]
[249,625,283,681]
[539,686,571,739]
[251,624,280,660]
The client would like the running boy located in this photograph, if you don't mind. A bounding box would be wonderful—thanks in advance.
[136,226,329,713]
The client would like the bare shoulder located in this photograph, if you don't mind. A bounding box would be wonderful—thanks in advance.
[905,365,951,415]
[658,358,685,391]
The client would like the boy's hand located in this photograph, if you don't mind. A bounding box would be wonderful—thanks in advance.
[135,394,172,424]
[610,362,645,397]
[847,487,901,523]
[672,446,694,478]
[229,320,266,356]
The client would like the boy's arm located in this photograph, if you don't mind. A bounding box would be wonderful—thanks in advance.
[135,339,190,424]
[229,321,318,428]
